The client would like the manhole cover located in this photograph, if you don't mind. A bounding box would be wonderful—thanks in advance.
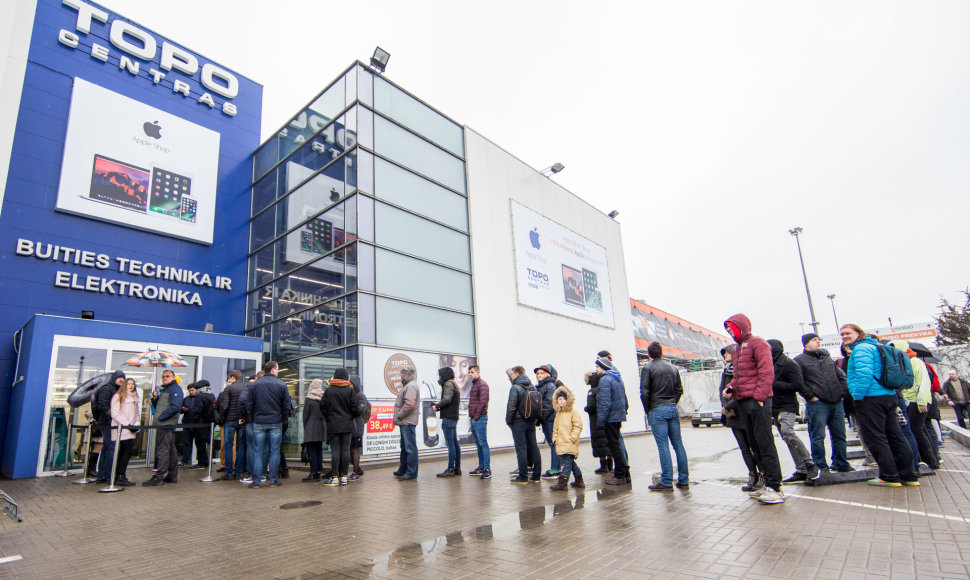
[280,500,323,510]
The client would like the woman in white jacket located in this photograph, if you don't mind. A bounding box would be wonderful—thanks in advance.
[110,378,141,486]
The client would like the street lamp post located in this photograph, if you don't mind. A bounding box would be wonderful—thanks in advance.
[788,227,820,335]
[826,294,839,332]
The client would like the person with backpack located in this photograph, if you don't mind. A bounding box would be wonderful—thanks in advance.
[892,340,939,470]
[433,367,462,477]
[840,324,918,487]
[349,375,370,481]
[595,356,631,486]
[506,366,542,484]
[535,365,561,480]
[180,381,214,468]
[94,370,126,483]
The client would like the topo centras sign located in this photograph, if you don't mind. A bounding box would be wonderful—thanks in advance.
[15,238,233,307]
[57,0,241,116]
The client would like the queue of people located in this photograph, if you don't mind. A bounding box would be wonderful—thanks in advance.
[81,318,962,500]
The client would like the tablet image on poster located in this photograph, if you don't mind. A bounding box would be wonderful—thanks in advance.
[55,78,220,244]
[510,200,615,328]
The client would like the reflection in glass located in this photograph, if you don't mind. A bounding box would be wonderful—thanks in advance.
[374,116,465,193]
[375,203,470,271]
[376,248,472,312]
[374,158,468,231]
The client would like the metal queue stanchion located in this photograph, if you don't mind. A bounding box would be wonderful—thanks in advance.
[199,422,217,483]
[73,423,96,485]
[54,407,75,477]
[98,424,124,493]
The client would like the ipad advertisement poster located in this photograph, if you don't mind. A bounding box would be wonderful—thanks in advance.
[55,78,221,244]
[510,200,615,328]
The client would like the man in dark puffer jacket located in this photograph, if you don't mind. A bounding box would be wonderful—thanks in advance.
[767,339,820,483]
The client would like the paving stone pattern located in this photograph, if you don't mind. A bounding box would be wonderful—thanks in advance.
[0,418,968,579]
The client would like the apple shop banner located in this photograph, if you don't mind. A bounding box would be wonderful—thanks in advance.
[510,200,615,328]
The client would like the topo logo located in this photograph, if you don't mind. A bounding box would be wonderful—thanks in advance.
[526,267,550,289]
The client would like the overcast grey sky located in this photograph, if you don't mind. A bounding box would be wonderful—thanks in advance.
[101,0,970,343]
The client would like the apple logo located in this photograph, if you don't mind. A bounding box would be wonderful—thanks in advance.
[143,121,162,139]
[329,187,340,202]
[529,227,540,249]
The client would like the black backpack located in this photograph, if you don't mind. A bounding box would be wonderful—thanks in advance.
[519,385,542,422]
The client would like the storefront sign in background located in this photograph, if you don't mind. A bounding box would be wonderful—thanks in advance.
[510,200,615,328]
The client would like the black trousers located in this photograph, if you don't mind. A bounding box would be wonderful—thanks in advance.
[731,427,759,475]
[856,395,917,482]
[604,422,629,478]
[115,439,134,481]
[906,403,939,468]
[736,398,782,490]
[329,432,351,477]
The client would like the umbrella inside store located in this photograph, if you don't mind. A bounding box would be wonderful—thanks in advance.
[123,350,188,368]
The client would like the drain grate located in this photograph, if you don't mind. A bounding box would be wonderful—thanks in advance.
[280,500,323,510]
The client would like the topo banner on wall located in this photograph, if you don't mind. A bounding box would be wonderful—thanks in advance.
[55,78,220,244]
[510,200,615,328]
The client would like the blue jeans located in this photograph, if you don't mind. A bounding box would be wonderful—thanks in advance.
[805,400,849,470]
[540,420,562,472]
[398,424,418,477]
[245,423,255,477]
[510,420,540,479]
[97,426,115,481]
[560,453,581,480]
[648,404,689,486]
[954,402,970,429]
[251,423,282,485]
[470,415,490,470]
[223,421,247,477]
[441,418,460,470]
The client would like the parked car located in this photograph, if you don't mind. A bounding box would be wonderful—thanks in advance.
[691,402,722,427]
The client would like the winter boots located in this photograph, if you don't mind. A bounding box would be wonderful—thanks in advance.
[550,476,568,491]
[570,474,585,488]
[594,457,613,474]
[741,472,764,492]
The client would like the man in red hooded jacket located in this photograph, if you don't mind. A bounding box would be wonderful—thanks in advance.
[723,314,785,504]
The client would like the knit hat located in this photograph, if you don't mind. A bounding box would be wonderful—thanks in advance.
[801,333,820,346]
[534,364,553,375]
[595,357,613,371]
[333,368,349,380]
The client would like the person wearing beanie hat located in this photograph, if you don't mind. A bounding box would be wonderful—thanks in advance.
[535,365,562,479]
[794,334,853,474]
[594,356,630,485]
[433,366,462,477]
[321,368,361,486]
[94,370,126,483]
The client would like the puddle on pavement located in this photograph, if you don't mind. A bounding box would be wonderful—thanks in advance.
[344,488,629,576]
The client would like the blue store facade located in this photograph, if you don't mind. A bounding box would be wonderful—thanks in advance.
[0,0,264,478]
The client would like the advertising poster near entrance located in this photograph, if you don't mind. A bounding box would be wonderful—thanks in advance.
[510,200,615,328]
[361,347,477,456]
[55,79,221,244]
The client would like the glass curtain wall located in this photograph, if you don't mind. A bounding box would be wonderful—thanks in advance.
[248,63,475,453]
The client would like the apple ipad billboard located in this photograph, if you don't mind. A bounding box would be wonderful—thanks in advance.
[510,200,615,328]
[282,162,356,277]
[55,78,221,244]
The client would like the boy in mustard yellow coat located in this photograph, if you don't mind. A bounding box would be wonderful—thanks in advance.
[550,385,584,490]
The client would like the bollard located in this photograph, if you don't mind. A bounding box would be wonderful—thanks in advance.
[200,422,217,482]
[74,423,96,484]
[98,424,123,493]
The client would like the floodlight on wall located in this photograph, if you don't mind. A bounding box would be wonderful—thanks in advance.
[608,210,619,219]
[80,310,94,320]
[539,163,565,177]
[370,47,391,73]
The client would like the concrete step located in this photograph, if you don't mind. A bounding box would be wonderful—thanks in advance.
[847,449,867,460]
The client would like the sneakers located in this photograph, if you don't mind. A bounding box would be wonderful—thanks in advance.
[324,477,340,487]
[142,477,165,487]
[541,470,560,480]
[758,489,785,504]
[469,467,483,475]
[783,472,807,483]
[339,476,349,486]
[480,469,492,480]
[510,477,529,484]
[348,473,360,481]
[748,488,767,499]
[901,480,921,487]
[648,483,673,492]
[239,476,253,484]
[807,464,821,481]
[868,478,903,487]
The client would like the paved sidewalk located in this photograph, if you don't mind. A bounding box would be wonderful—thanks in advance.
[0,422,968,579]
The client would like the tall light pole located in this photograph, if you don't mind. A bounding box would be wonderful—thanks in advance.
[826,294,839,332]
[788,227,820,335]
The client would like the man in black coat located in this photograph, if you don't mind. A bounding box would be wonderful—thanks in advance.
[767,340,819,482]
[94,370,126,483]
[794,334,852,472]
[181,381,214,468]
